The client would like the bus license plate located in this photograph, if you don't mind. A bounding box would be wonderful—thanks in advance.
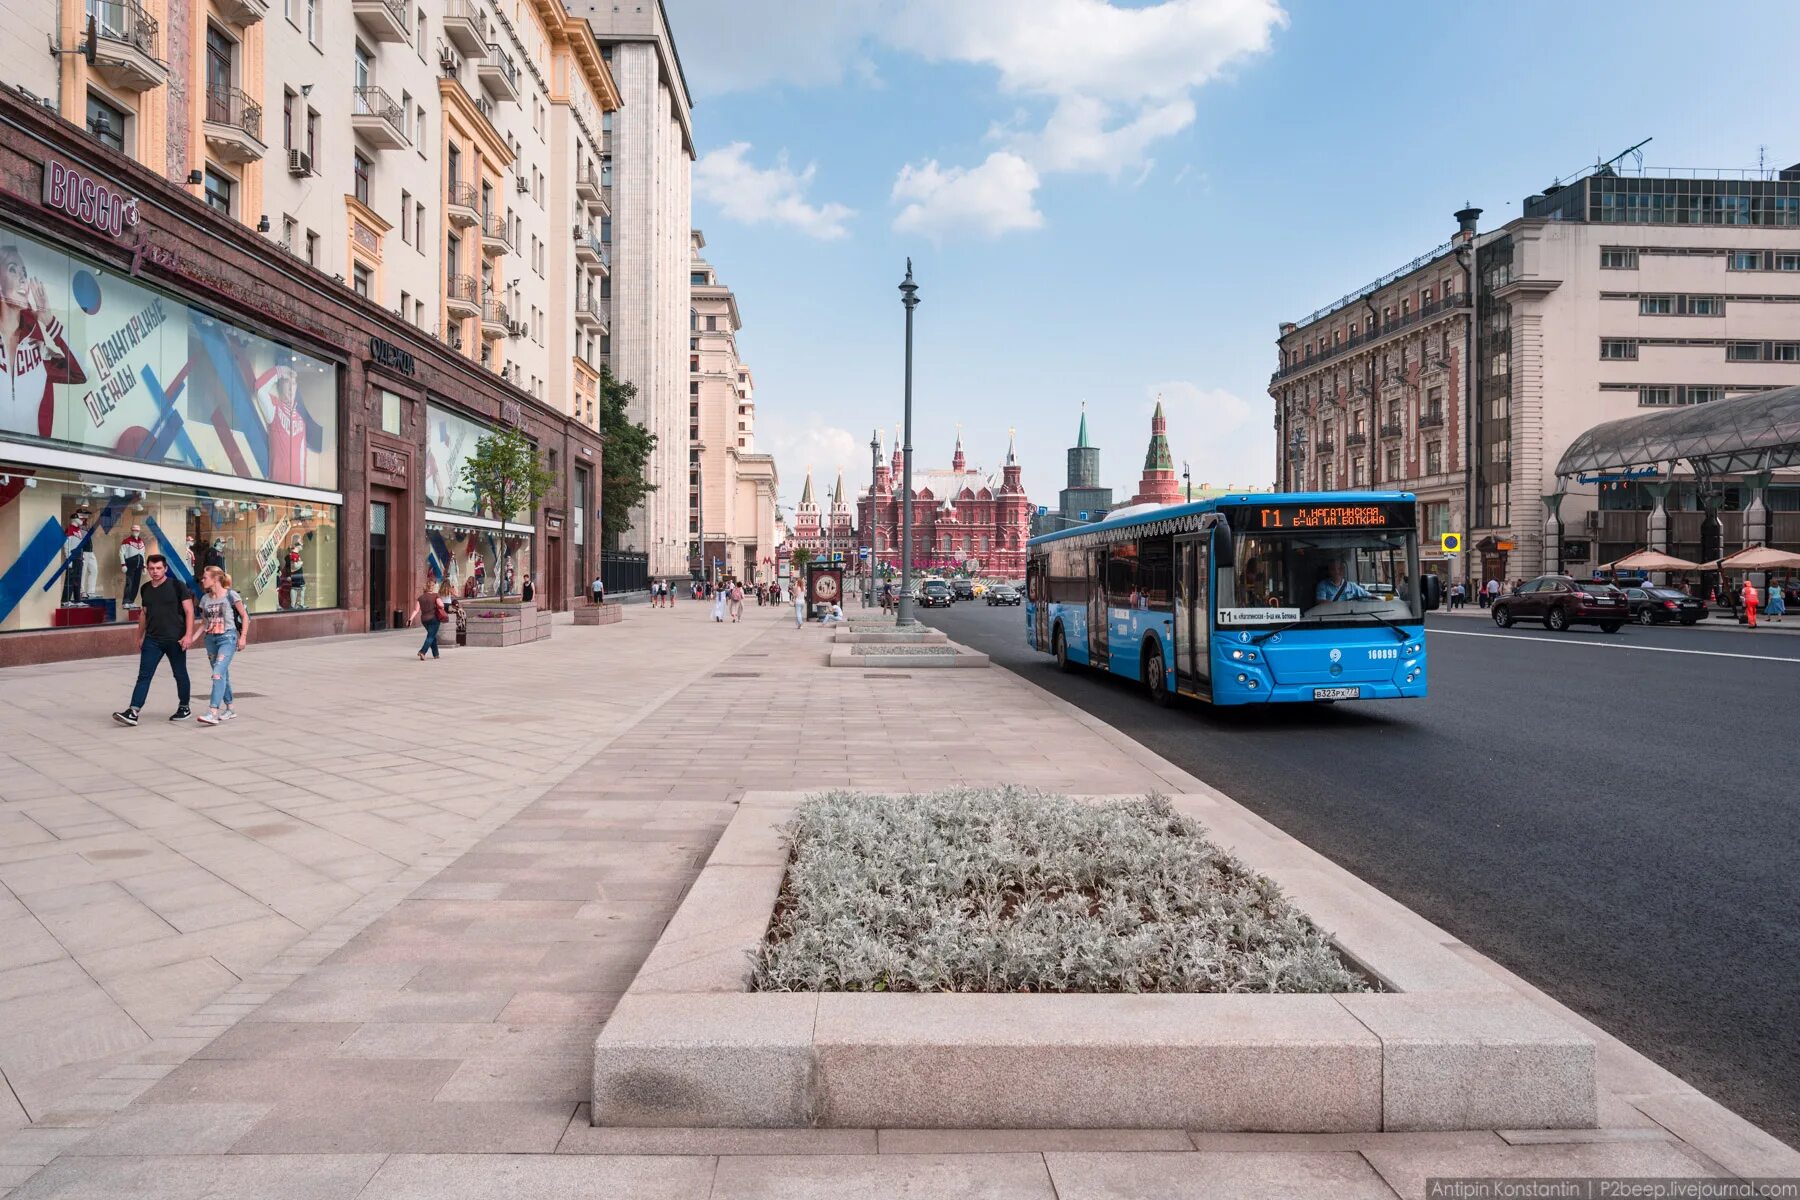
[1313,687,1361,700]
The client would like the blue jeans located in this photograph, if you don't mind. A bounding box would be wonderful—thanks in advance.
[420,619,441,658]
[204,632,237,711]
[129,638,190,710]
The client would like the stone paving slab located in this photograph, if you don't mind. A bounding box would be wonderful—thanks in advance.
[3,601,1794,1197]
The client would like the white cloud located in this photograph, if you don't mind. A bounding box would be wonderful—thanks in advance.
[1148,381,1274,490]
[891,152,1044,240]
[694,143,855,240]
[1003,95,1197,177]
[760,417,869,509]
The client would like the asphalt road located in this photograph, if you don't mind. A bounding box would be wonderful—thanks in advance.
[921,599,1800,1147]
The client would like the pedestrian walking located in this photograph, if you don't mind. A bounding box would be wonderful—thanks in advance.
[711,583,727,623]
[112,554,195,726]
[521,574,535,605]
[418,579,445,660]
[1767,578,1787,623]
[591,572,605,605]
[1742,577,1759,628]
[183,566,248,726]
[728,580,744,622]
[793,580,807,628]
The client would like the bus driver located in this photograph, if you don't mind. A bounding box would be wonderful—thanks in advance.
[1316,559,1374,605]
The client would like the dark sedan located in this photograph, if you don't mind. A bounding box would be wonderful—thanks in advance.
[919,580,953,609]
[1621,585,1707,626]
[1491,576,1627,633]
[985,585,1022,606]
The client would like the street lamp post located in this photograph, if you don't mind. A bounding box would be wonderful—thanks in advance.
[897,260,920,626]
[868,428,881,607]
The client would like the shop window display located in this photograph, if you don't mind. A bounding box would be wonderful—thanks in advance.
[0,464,338,632]
[425,520,529,600]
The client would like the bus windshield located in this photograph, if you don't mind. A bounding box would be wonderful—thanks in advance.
[1233,529,1420,623]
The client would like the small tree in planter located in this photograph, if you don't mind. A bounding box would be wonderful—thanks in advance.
[460,426,557,600]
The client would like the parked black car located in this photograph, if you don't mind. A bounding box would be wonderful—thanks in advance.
[950,578,975,601]
[919,580,953,608]
[1491,576,1627,632]
[986,585,1022,606]
[1620,585,1707,626]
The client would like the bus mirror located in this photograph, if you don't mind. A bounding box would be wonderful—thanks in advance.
[1211,523,1234,570]
[1421,574,1443,611]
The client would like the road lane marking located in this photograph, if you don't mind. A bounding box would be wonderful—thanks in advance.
[1430,628,1800,664]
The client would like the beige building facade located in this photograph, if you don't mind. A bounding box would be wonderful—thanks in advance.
[34,0,619,433]
[689,231,778,583]
[1276,168,1800,586]
[570,0,693,577]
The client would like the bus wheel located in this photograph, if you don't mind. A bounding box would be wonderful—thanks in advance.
[1144,644,1173,707]
[1053,626,1074,673]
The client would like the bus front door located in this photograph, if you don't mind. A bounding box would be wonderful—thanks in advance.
[1175,534,1210,697]
[1089,549,1109,669]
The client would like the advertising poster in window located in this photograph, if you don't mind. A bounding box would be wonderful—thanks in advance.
[0,223,338,488]
[424,403,491,514]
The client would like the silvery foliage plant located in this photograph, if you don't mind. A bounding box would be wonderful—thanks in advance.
[750,788,1372,995]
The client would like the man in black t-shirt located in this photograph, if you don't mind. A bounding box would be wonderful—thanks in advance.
[112,554,196,727]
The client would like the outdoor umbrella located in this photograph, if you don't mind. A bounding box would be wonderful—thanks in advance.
[1600,549,1703,572]
[1703,546,1800,572]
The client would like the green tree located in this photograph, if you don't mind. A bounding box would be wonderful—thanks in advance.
[789,546,814,571]
[598,365,657,550]
[460,426,556,594]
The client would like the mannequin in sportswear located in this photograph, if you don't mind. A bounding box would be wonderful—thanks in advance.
[120,525,146,605]
[60,514,85,605]
[286,537,307,609]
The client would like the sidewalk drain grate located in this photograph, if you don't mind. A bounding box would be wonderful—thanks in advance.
[866,673,911,678]
[713,671,761,678]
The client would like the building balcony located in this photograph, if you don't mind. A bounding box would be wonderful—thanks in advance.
[575,163,602,203]
[351,0,409,42]
[480,296,509,338]
[1419,411,1446,429]
[574,297,608,334]
[444,274,481,320]
[202,86,265,164]
[350,86,408,149]
[1315,438,1336,454]
[1343,431,1366,447]
[1271,290,1473,385]
[1379,422,1405,439]
[213,0,267,24]
[572,228,608,271]
[445,181,479,227]
[441,0,486,56]
[478,45,520,102]
[86,0,168,92]
[480,212,511,255]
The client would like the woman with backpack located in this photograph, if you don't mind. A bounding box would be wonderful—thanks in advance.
[184,566,248,726]
[418,579,447,660]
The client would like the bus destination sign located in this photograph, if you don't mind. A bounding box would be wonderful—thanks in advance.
[1245,503,1408,530]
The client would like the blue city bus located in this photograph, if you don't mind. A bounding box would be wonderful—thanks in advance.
[1024,492,1442,706]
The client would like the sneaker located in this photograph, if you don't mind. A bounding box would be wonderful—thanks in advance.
[169,706,192,722]
[197,712,221,726]
[219,710,238,722]
[111,708,139,727]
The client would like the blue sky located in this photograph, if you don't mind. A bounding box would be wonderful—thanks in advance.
[665,0,1800,517]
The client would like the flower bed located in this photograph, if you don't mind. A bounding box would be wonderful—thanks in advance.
[751,789,1370,995]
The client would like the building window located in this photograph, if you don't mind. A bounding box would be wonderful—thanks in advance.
[203,167,233,215]
[86,92,126,151]
[415,202,426,250]
[1729,250,1762,271]
[305,229,318,265]
[1685,387,1722,406]
[399,190,411,244]
[1773,343,1800,362]
[282,89,295,150]
[353,151,371,205]
[1426,442,1442,474]
[1600,248,1638,269]
[352,263,372,297]
[1727,342,1763,361]
[1684,295,1722,315]
[1638,387,1673,407]
[1352,457,1365,487]
[1384,448,1400,479]
[305,108,319,159]
[305,0,317,42]
[1599,339,1638,360]
[1639,296,1672,315]
[282,215,298,250]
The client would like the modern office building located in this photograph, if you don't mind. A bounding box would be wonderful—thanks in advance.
[570,0,693,578]
[1273,163,1800,585]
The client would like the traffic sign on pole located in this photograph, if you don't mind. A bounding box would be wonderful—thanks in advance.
[1441,533,1462,555]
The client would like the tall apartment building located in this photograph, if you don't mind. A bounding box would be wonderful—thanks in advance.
[35,0,618,430]
[571,0,693,577]
[1274,166,1800,585]
[688,231,778,582]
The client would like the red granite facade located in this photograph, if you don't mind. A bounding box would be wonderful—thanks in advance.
[858,431,1032,577]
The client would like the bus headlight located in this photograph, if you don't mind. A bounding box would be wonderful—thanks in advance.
[1236,673,1247,683]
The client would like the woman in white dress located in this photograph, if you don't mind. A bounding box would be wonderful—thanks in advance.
[711,584,727,623]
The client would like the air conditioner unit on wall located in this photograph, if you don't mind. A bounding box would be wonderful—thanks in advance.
[516,174,530,194]
[1585,511,1602,534]
[287,149,312,177]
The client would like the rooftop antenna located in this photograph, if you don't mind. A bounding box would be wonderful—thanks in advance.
[1599,137,1652,174]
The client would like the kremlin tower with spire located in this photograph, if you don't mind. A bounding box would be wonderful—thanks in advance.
[1130,397,1184,506]
[857,428,1033,577]
[793,467,857,562]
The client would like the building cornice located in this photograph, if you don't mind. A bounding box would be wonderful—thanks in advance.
[439,78,515,170]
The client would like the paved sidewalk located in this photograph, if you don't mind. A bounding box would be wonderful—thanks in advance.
[3,601,1795,1198]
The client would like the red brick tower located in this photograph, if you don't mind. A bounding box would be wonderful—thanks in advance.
[1130,398,1183,506]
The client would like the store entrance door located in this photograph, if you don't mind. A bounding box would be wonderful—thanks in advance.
[368,500,390,630]
[545,533,562,611]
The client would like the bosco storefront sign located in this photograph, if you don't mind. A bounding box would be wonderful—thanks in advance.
[40,156,140,239]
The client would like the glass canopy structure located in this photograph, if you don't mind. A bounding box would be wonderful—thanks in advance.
[1556,385,1800,479]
